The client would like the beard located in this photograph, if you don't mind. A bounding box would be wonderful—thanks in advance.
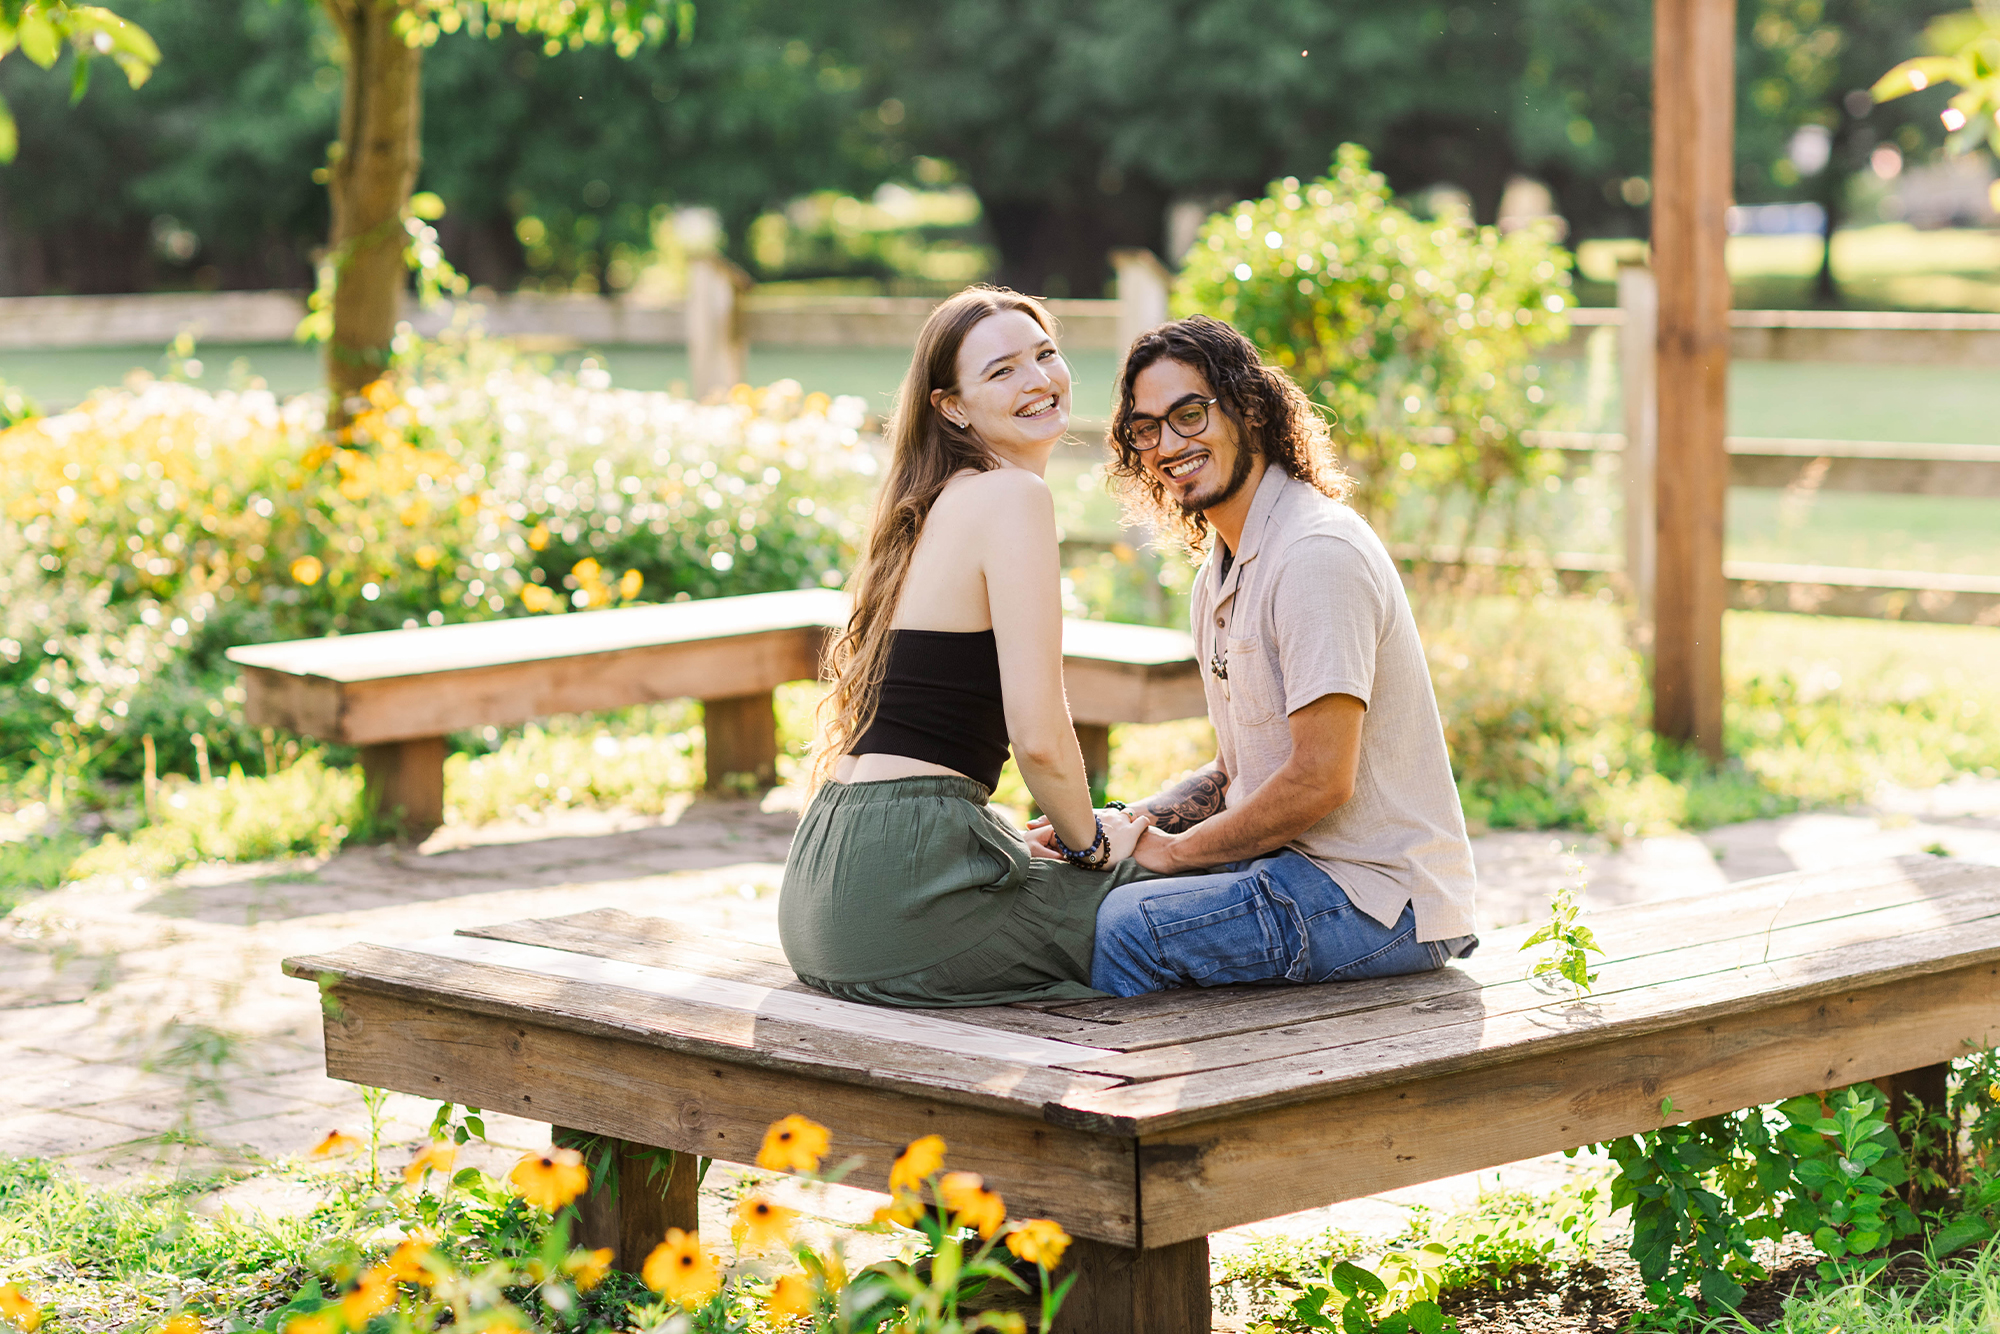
[1176,442,1258,518]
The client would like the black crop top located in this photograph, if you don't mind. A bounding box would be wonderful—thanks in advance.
[848,629,1010,790]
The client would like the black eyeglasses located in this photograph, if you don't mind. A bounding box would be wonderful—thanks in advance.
[1127,397,1218,452]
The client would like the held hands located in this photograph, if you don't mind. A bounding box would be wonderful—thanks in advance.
[1025,807,1153,868]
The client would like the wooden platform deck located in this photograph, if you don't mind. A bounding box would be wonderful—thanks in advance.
[286,854,2000,1331]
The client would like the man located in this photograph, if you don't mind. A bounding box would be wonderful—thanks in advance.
[1088,314,1477,996]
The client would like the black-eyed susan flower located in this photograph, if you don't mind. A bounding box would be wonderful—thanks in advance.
[939,1172,1006,1239]
[155,1314,203,1334]
[641,1228,720,1306]
[509,1146,589,1211]
[280,1310,337,1334]
[871,1193,924,1228]
[403,1140,456,1186]
[290,556,323,586]
[756,1114,830,1174]
[308,1130,360,1159]
[339,1266,396,1326]
[1004,1218,1072,1269]
[887,1134,946,1195]
[561,1247,613,1291]
[766,1272,813,1322]
[385,1236,435,1284]
[732,1193,797,1252]
[0,1285,42,1334]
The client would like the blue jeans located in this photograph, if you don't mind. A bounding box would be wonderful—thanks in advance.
[1090,850,1478,998]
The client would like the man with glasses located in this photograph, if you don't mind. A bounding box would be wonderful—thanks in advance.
[1073,314,1478,996]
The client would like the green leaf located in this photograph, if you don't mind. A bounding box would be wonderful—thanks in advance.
[0,95,15,163]
[409,190,446,221]
[1519,923,1556,949]
[1697,1268,1745,1309]
[1340,1296,1374,1334]
[17,10,58,67]
[1870,55,1964,101]
[1932,1213,1990,1257]
[1407,1301,1446,1334]
[69,50,88,101]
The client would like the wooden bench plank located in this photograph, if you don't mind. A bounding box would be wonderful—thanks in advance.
[1046,857,1987,1044]
[401,934,1121,1067]
[1128,957,2000,1246]
[462,910,1126,1043]
[283,943,1122,1118]
[1062,870,2000,1084]
[1052,903,2000,1133]
[321,987,1143,1245]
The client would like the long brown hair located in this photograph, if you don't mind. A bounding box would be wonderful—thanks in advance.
[809,286,1059,789]
[1108,315,1353,553]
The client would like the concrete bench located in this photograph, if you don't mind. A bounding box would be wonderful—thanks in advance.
[227,588,1204,835]
[284,854,2000,1332]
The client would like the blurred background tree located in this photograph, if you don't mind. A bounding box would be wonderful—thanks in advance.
[0,0,1972,308]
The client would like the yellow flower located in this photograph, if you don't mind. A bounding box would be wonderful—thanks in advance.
[757,1114,830,1174]
[642,1228,720,1307]
[509,1147,589,1211]
[0,1285,42,1333]
[520,583,559,614]
[888,1135,946,1195]
[526,523,550,551]
[363,379,400,410]
[414,544,441,571]
[732,1193,797,1252]
[871,1193,925,1228]
[562,1247,613,1291]
[1004,1219,1071,1269]
[571,557,602,583]
[281,1311,338,1334]
[290,555,323,586]
[157,1314,203,1334]
[939,1172,1006,1239]
[301,443,335,471]
[340,1265,397,1325]
[385,1237,434,1284]
[309,1129,360,1158]
[618,568,643,600]
[404,1140,457,1185]
[766,1272,813,1322]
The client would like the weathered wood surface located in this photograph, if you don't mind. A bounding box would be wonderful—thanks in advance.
[230,588,1203,746]
[289,855,2000,1250]
[554,1128,701,1266]
[1536,431,2000,499]
[320,988,1142,1244]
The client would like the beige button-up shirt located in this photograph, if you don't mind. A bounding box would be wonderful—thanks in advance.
[1191,465,1477,941]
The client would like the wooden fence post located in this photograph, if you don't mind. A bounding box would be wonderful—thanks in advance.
[1111,249,1172,362]
[1651,0,1734,762]
[687,254,750,400]
[1619,263,1659,657]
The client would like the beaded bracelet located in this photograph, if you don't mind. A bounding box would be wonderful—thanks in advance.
[1048,814,1110,871]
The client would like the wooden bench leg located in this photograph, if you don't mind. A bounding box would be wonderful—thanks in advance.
[359,737,445,839]
[552,1129,700,1272]
[1874,1061,1956,1206]
[1053,1235,1209,1334]
[702,691,779,791]
[1074,723,1112,801]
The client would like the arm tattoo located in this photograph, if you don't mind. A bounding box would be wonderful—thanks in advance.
[1141,767,1230,834]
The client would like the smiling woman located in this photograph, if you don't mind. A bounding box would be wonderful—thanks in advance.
[779,285,1156,1009]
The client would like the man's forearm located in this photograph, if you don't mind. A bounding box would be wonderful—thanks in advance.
[1135,762,1230,834]
[1146,758,1352,873]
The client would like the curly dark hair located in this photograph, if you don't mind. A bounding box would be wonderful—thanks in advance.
[1108,315,1353,553]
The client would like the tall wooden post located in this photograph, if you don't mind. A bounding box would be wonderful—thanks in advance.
[687,254,750,400]
[1650,0,1734,762]
[1618,264,1659,657]
[1112,249,1172,360]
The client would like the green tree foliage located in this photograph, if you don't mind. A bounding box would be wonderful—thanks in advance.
[0,0,333,294]
[1874,2,2000,159]
[0,0,156,161]
[1175,147,1572,526]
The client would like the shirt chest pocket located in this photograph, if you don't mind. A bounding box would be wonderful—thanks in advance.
[1223,634,1286,727]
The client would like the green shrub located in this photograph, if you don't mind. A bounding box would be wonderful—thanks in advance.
[0,349,875,791]
[1174,144,1573,526]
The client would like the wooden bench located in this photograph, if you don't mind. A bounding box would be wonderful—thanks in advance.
[228,588,1204,835]
[285,854,2000,1332]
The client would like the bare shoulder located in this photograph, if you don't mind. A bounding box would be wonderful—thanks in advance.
[934,467,1055,524]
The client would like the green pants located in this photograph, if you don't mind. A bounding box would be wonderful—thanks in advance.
[777,774,1154,1008]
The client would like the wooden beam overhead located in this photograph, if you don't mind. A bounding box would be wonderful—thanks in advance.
[1651,0,1735,760]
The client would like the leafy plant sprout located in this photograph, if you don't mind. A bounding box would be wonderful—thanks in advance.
[1520,852,1604,1000]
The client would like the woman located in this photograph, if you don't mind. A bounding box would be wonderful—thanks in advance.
[779,287,1152,1008]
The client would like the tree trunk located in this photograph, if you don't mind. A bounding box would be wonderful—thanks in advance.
[323,0,424,423]
[1812,122,1848,307]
